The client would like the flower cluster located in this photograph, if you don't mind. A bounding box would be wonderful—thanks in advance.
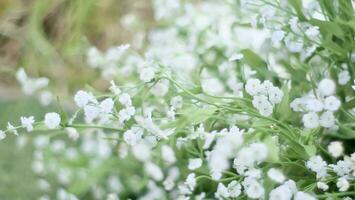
[291,78,341,129]
[1,0,355,199]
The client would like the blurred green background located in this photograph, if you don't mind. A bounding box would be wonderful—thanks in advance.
[0,0,151,199]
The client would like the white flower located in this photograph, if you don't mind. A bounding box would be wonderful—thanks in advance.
[7,122,18,136]
[21,116,35,132]
[302,112,319,129]
[252,95,273,116]
[39,91,53,106]
[294,192,316,200]
[185,173,196,191]
[118,93,132,107]
[319,111,335,128]
[252,95,269,109]
[123,127,143,146]
[140,67,155,83]
[336,177,349,192]
[305,26,319,37]
[245,78,262,96]
[118,106,135,123]
[290,98,307,112]
[227,181,241,197]
[74,90,96,108]
[109,80,121,95]
[268,87,283,104]
[250,143,268,163]
[285,34,303,53]
[145,162,163,181]
[170,96,183,109]
[269,185,293,200]
[188,158,202,170]
[306,98,323,112]
[99,98,114,114]
[331,160,352,177]
[215,183,229,199]
[44,112,61,129]
[338,70,350,85]
[0,130,6,140]
[323,96,341,111]
[243,178,265,199]
[84,105,100,123]
[316,181,329,191]
[327,141,343,158]
[161,145,176,164]
[283,180,298,194]
[318,78,335,96]
[258,101,273,116]
[306,155,327,178]
[267,168,286,183]
[65,128,79,141]
[163,177,175,191]
[271,30,285,47]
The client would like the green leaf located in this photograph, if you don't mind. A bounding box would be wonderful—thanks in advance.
[287,0,306,20]
[309,19,345,38]
[264,136,280,162]
[240,49,273,78]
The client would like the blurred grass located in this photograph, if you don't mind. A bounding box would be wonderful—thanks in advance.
[0,99,53,200]
[0,0,152,93]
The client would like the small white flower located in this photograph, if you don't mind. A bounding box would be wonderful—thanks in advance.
[109,80,121,95]
[170,96,183,109]
[0,130,6,140]
[84,105,100,123]
[302,112,319,129]
[294,191,316,200]
[290,98,307,112]
[327,141,343,158]
[323,96,341,111]
[99,98,114,114]
[269,185,292,200]
[268,86,283,104]
[44,112,61,129]
[306,98,323,112]
[271,30,285,46]
[185,173,196,191]
[306,155,327,178]
[252,95,269,109]
[319,111,335,128]
[161,145,176,164]
[336,177,350,192]
[245,78,262,96]
[7,122,18,136]
[267,168,286,183]
[140,67,155,83]
[227,181,241,197]
[338,70,350,85]
[74,90,96,108]
[21,116,35,132]
[243,178,265,199]
[145,162,163,181]
[118,93,132,107]
[188,158,203,170]
[123,127,143,146]
[318,78,335,96]
[305,26,319,37]
[215,183,229,199]
[316,181,329,191]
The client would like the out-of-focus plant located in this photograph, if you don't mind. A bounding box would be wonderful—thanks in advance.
[1,0,355,200]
